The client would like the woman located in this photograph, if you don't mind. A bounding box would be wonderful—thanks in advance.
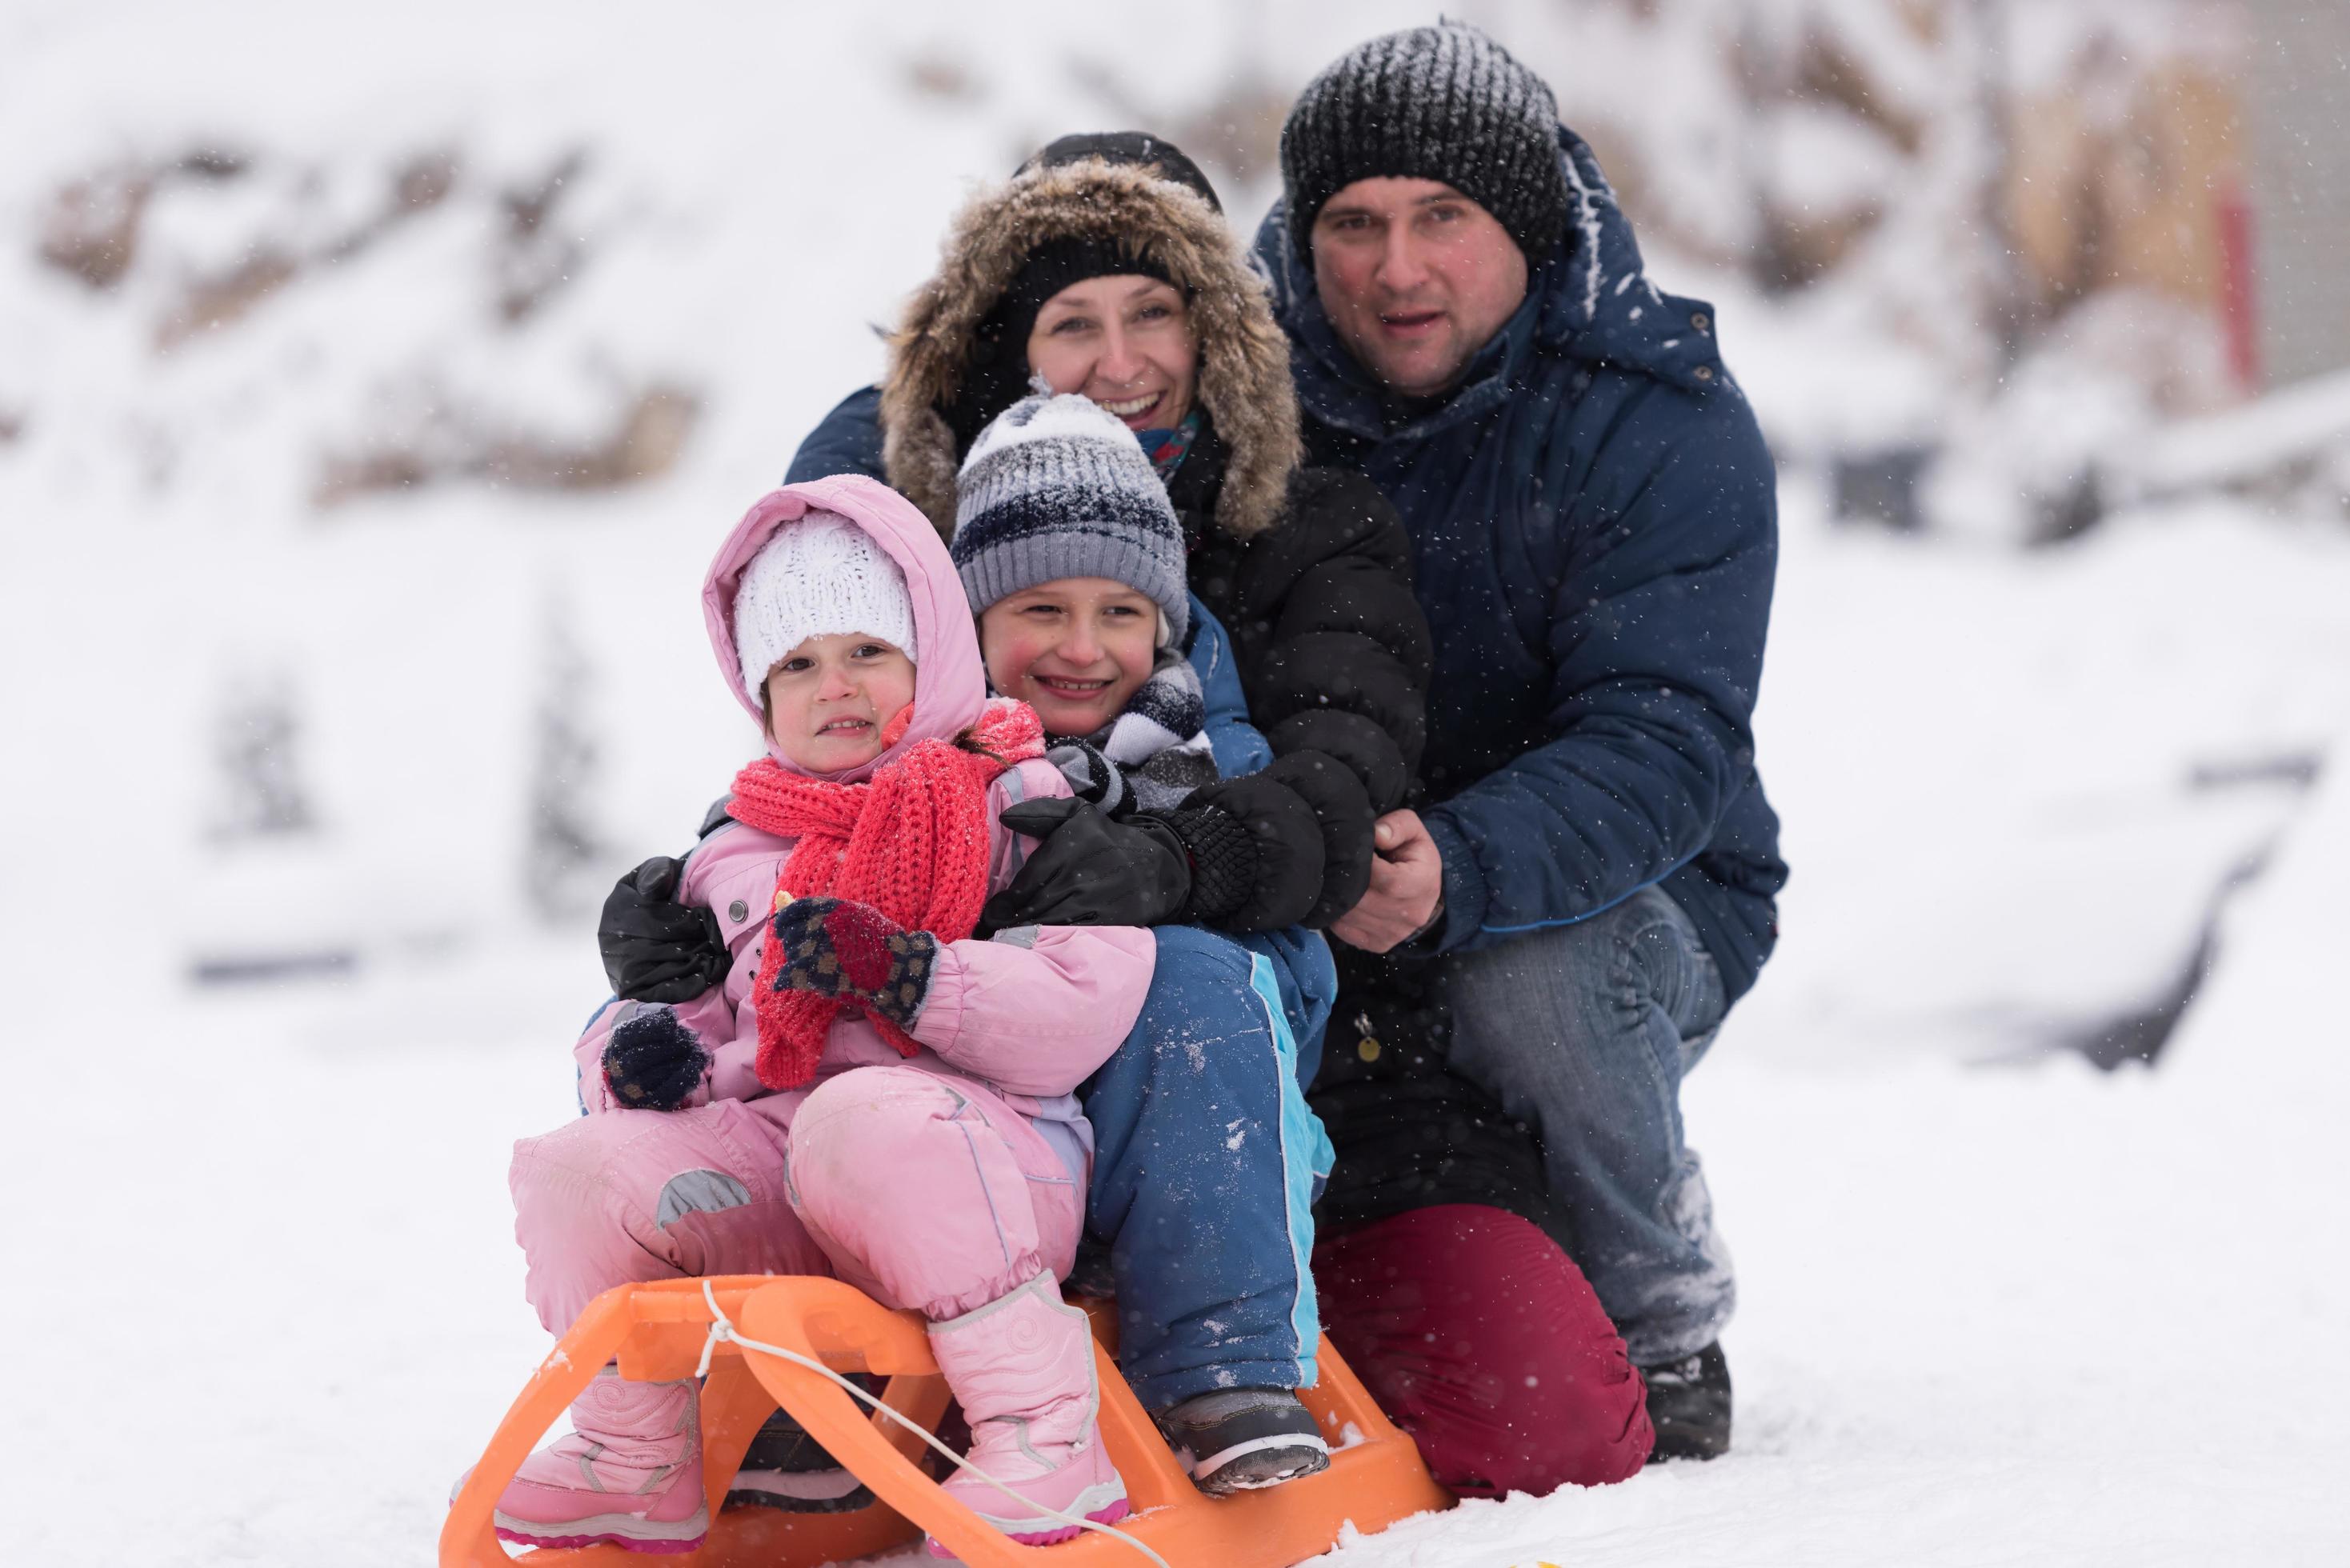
[787,131,1431,936]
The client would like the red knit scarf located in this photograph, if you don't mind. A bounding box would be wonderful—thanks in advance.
[727,698,1045,1090]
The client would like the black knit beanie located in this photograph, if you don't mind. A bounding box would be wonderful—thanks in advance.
[949,132,1223,455]
[1017,132,1221,212]
[1279,22,1569,263]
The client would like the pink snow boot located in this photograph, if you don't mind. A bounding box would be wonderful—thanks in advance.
[923,1274,1129,1556]
[477,1368,708,1554]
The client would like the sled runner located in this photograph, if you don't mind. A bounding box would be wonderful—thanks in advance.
[442,1274,1452,1567]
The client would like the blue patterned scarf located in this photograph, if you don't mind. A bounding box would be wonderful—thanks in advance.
[1043,645,1217,815]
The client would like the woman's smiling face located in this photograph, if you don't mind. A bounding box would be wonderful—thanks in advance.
[978,578,1159,738]
[1024,274,1199,432]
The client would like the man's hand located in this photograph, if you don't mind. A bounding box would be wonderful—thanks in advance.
[1331,810,1443,953]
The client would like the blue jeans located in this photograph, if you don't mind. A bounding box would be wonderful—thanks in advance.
[1077,926,1337,1411]
[1438,886,1730,1365]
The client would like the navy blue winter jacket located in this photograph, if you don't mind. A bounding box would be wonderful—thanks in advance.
[1255,128,1786,1001]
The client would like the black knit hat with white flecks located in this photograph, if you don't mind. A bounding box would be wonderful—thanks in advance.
[952,391,1190,646]
[1279,22,1569,264]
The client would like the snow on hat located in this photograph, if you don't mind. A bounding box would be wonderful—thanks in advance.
[952,391,1190,646]
[1280,22,1569,262]
[732,509,919,704]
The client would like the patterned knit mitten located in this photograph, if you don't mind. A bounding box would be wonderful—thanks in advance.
[769,897,939,1030]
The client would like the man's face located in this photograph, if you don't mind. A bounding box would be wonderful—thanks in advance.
[1310,177,1530,399]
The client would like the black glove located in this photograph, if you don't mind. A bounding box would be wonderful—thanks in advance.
[599,857,731,1004]
[1179,770,1325,932]
[1259,749,1376,927]
[981,798,1192,930]
[1154,802,1262,924]
[603,1005,709,1111]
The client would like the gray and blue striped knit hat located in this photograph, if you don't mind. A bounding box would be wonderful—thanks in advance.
[952,392,1190,645]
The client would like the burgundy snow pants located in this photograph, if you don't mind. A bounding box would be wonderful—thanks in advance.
[1313,1203,1654,1494]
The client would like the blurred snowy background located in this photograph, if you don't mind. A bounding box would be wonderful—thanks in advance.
[4,1,2345,1563]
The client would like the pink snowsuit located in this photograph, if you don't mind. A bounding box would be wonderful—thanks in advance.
[510,476,1156,1334]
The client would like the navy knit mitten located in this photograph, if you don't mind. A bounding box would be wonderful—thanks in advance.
[603,1005,710,1111]
[770,897,939,1030]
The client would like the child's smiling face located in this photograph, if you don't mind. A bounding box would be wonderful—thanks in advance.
[762,633,916,772]
[979,578,1159,738]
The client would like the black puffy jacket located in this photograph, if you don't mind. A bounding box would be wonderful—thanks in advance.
[1179,437,1430,803]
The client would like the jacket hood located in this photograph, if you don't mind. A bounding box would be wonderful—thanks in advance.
[881,157,1302,543]
[1255,125,1732,442]
[703,474,987,783]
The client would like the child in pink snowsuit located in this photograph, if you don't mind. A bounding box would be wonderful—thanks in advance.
[490,475,1155,1555]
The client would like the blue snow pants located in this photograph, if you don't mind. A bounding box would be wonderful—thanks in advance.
[1075,924,1337,1412]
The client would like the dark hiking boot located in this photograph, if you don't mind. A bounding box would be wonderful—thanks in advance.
[1641,1341,1732,1462]
[1157,1389,1331,1496]
[725,1399,877,1514]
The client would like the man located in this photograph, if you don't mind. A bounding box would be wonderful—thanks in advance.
[1262,22,1787,1464]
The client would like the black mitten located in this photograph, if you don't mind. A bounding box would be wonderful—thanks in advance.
[603,1006,710,1111]
[600,857,730,1004]
[1260,749,1376,927]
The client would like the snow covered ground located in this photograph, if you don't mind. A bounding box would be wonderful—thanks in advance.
[6,4,2348,1566]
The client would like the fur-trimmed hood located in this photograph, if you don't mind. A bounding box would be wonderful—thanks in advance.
[879,158,1301,544]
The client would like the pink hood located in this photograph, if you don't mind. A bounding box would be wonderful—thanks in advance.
[704,475,986,784]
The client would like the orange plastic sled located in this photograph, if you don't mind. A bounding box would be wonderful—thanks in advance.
[442,1274,1453,1568]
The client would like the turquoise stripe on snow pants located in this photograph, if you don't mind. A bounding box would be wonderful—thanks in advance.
[1076,925,1337,1412]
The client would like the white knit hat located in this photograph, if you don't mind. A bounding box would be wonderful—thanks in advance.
[732,510,919,703]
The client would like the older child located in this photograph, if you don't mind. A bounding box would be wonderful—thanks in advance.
[953,392,1341,1494]
[490,476,1152,1555]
